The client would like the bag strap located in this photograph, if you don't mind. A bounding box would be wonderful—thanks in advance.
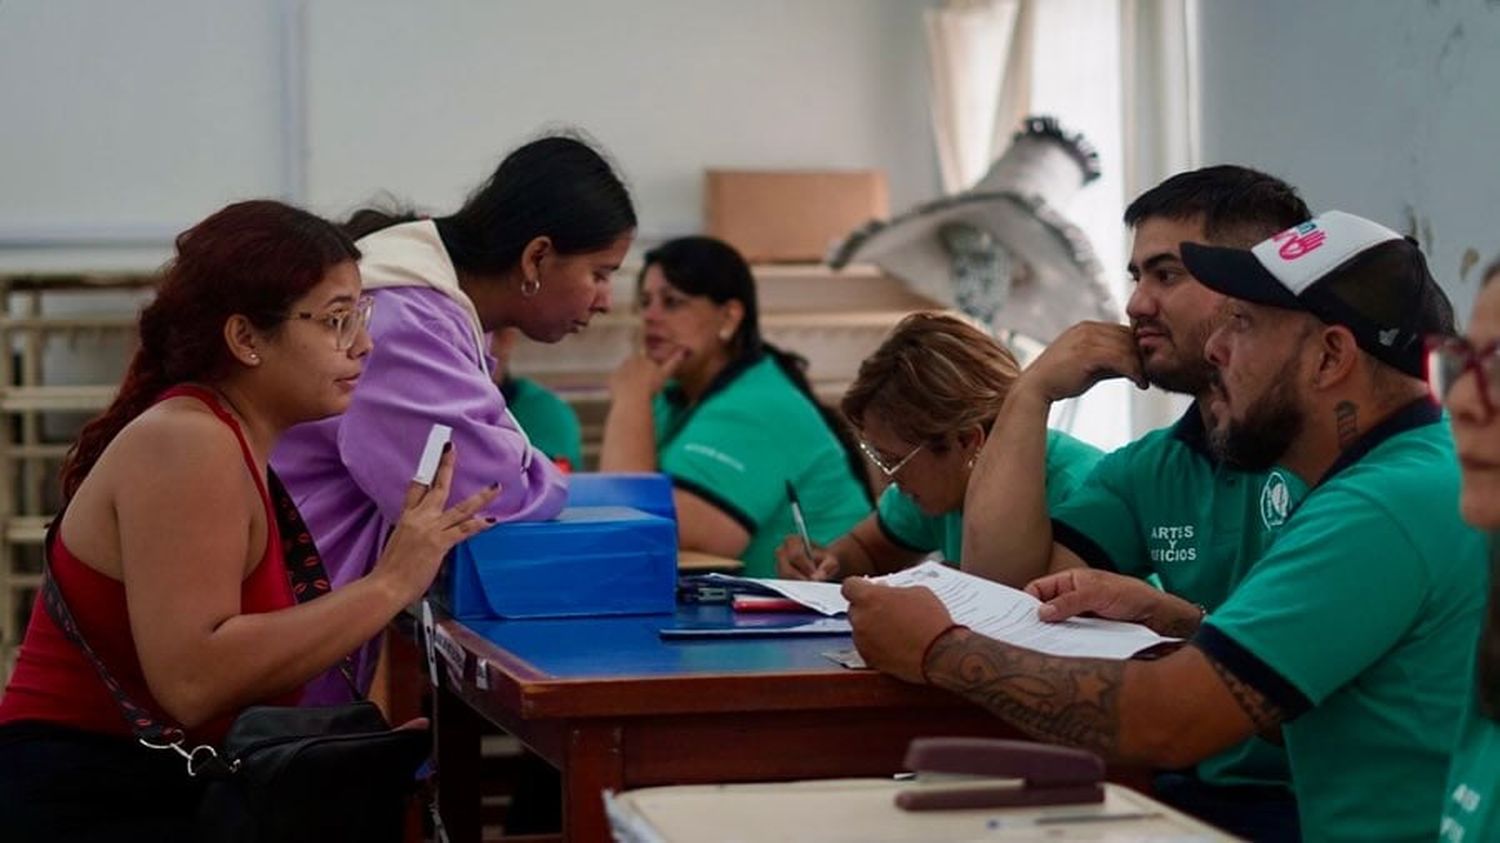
[265,468,362,697]
[40,467,363,754]
[39,508,188,744]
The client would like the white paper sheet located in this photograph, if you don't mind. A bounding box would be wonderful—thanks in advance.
[697,573,850,615]
[875,562,1174,660]
[702,564,1174,661]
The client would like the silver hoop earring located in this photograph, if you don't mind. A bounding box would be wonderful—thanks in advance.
[521,277,541,297]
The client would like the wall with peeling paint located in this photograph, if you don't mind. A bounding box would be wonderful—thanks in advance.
[1199,0,1500,322]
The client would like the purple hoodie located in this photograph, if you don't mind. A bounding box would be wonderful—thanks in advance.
[273,223,565,705]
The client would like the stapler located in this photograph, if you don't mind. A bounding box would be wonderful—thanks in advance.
[895,737,1105,811]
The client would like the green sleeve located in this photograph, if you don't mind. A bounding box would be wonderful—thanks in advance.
[658,402,780,532]
[1048,443,1150,577]
[1042,429,1104,508]
[509,379,584,470]
[1195,489,1428,711]
[874,485,941,553]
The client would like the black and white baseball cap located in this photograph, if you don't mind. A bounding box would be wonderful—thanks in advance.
[1180,210,1454,377]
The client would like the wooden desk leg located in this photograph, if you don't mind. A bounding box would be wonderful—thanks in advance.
[561,722,623,843]
[436,681,484,843]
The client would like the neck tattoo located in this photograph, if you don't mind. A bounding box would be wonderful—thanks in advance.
[1334,400,1359,449]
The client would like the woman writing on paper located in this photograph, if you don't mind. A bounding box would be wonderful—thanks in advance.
[0,202,494,839]
[599,236,871,577]
[273,134,636,704]
[776,312,1101,580]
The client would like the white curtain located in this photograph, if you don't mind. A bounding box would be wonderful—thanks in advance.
[1028,0,1129,450]
[1121,0,1201,434]
[920,0,1201,446]
[924,0,1032,194]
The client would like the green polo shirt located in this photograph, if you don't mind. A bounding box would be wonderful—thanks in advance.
[876,429,1102,563]
[1051,404,1310,610]
[1050,403,1306,790]
[1442,697,1500,843]
[1441,539,1500,843]
[504,376,584,471]
[654,354,870,577]
[1196,401,1485,843]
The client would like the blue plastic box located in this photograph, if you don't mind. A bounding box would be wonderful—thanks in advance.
[566,472,676,521]
[438,505,678,620]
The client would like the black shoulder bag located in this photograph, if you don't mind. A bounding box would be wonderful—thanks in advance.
[41,470,431,843]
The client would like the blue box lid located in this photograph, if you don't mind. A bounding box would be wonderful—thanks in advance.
[444,505,678,619]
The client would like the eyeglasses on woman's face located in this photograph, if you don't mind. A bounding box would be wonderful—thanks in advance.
[858,438,925,479]
[291,295,374,351]
[1426,334,1500,420]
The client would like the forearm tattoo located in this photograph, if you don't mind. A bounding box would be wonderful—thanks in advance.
[1194,644,1286,731]
[925,630,1124,757]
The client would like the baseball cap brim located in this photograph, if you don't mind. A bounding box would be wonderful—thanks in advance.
[1180,241,1304,310]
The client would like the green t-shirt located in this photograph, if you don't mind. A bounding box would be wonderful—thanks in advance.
[876,429,1102,564]
[1441,696,1500,843]
[504,377,584,470]
[653,354,870,577]
[1197,403,1486,843]
[1050,404,1306,790]
[1051,404,1310,610]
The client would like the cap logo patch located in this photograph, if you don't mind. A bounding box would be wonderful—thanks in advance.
[1274,222,1327,261]
[1379,328,1399,346]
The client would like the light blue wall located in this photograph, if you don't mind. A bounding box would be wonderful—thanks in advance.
[1198,0,1500,322]
[0,0,940,267]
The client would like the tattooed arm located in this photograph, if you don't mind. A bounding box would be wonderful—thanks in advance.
[842,577,1286,768]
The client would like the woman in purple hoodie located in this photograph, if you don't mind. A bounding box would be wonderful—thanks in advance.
[273,135,636,704]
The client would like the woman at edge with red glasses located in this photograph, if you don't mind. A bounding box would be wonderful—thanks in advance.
[1429,256,1500,842]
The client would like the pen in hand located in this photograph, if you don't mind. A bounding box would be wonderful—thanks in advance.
[785,480,816,561]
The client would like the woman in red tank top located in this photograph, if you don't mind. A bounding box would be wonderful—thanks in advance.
[0,201,497,842]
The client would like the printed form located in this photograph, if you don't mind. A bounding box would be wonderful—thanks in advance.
[712,563,1175,661]
[878,562,1175,659]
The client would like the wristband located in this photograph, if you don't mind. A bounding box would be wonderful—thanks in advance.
[920,623,967,684]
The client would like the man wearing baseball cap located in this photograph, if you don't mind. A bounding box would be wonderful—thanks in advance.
[843,211,1486,842]
[962,166,1313,839]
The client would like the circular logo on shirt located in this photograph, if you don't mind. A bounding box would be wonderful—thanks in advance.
[1260,470,1292,530]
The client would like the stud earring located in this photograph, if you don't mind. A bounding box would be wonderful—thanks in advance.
[249,352,261,364]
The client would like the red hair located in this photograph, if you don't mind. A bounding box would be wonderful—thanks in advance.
[59,200,359,500]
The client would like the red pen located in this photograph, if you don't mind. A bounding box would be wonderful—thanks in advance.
[732,596,812,613]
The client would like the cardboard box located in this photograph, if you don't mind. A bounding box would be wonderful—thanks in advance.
[438,506,677,619]
[705,170,888,263]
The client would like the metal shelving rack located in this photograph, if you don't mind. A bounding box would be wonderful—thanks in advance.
[0,272,152,677]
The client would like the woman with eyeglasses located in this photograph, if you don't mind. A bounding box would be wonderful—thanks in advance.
[598,236,871,577]
[272,134,636,704]
[777,312,1102,581]
[0,201,495,840]
[1430,257,1500,841]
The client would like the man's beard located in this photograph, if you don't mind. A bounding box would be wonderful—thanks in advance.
[1135,317,1216,395]
[1209,363,1305,470]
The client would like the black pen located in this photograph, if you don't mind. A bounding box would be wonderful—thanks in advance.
[785,480,815,560]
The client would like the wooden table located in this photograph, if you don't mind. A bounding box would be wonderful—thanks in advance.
[425,604,1150,842]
